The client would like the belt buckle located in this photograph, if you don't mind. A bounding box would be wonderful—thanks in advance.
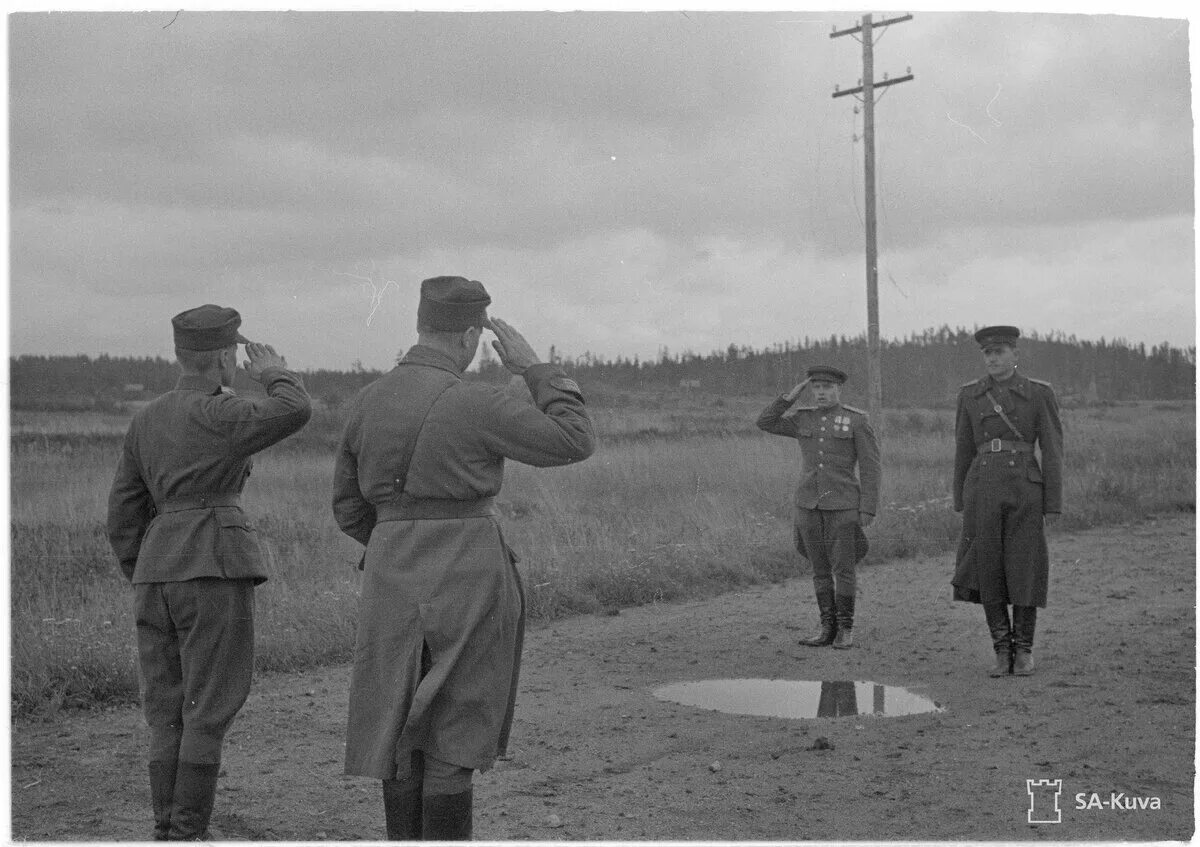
[989,438,1002,453]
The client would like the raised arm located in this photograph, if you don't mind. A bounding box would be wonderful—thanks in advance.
[479,317,595,466]
[219,342,312,455]
[756,378,810,437]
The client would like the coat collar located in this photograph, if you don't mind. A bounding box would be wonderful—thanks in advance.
[398,344,465,377]
[973,371,1030,398]
[175,374,225,395]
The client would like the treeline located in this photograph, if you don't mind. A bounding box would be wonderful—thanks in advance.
[541,327,1196,406]
[8,327,1195,411]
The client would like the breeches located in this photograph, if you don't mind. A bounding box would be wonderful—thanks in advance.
[796,508,859,597]
[134,578,256,764]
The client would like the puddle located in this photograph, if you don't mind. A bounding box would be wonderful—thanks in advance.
[652,679,944,719]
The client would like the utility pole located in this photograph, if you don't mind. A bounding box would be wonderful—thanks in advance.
[831,13,913,437]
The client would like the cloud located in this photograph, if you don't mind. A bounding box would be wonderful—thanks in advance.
[7,10,1194,366]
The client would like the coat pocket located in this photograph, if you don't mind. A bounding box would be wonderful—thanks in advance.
[215,509,266,578]
[1026,461,1044,484]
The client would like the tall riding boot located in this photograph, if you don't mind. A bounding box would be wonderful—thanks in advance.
[148,760,178,841]
[167,762,220,841]
[1012,605,1038,676]
[382,779,423,840]
[983,603,1013,677]
[422,789,473,840]
[799,587,838,647]
[831,594,855,649]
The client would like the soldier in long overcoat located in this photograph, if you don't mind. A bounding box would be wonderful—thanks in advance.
[953,325,1063,677]
[107,306,312,839]
[333,276,595,840]
[757,365,881,649]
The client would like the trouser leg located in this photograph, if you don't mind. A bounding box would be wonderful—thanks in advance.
[827,510,860,649]
[136,584,185,840]
[166,579,255,840]
[796,509,837,646]
[983,602,1013,677]
[422,756,474,841]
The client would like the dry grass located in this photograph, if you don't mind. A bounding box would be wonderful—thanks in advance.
[9,399,1194,715]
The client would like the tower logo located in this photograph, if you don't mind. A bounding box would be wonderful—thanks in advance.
[1027,778,1063,824]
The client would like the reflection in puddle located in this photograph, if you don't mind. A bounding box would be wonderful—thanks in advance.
[652,679,944,719]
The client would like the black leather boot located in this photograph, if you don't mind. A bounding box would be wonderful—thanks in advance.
[422,789,473,840]
[148,760,177,841]
[1012,605,1038,676]
[831,594,855,649]
[382,778,423,840]
[167,762,220,841]
[799,588,838,647]
[983,603,1013,677]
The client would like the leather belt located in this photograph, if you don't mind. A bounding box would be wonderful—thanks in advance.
[375,496,497,522]
[978,439,1034,455]
[157,493,242,513]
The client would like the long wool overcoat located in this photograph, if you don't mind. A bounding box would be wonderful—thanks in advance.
[951,371,1063,607]
[333,345,594,780]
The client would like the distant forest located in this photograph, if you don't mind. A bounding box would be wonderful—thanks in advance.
[9,326,1195,411]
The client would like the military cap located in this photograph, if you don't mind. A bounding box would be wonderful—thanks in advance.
[806,365,847,384]
[796,522,870,563]
[418,276,491,331]
[974,325,1020,348]
[172,304,250,351]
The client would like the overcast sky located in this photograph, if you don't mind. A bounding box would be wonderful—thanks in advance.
[6,5,1196,371]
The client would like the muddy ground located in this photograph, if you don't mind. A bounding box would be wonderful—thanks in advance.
[10,514,1195,841]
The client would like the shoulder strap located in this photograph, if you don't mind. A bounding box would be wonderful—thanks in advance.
[354,369,456,572]
[984,389,1027,441]
[391,366,458,500]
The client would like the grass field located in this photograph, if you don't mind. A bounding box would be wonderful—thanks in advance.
[8,394,1195,715]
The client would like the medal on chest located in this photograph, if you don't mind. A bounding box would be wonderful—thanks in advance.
[834,414,851,433]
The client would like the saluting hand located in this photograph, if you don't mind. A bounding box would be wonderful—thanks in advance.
[487,318,541,375]
[784,377,811,402]
[243,342,288,381]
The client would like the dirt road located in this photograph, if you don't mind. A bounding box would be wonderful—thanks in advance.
[10,514,1195,841]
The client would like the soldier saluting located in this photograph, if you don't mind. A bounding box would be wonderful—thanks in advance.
[757,366,881,649]
[952,326,1063,677]
[333,276,595,840]
[107,305,312,840]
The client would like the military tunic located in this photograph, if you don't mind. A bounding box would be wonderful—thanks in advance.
[107,369,312,763]
[333,345,594,781]
[952,371,1063,607]
[756,398,881,595]
[756,398,881,514]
